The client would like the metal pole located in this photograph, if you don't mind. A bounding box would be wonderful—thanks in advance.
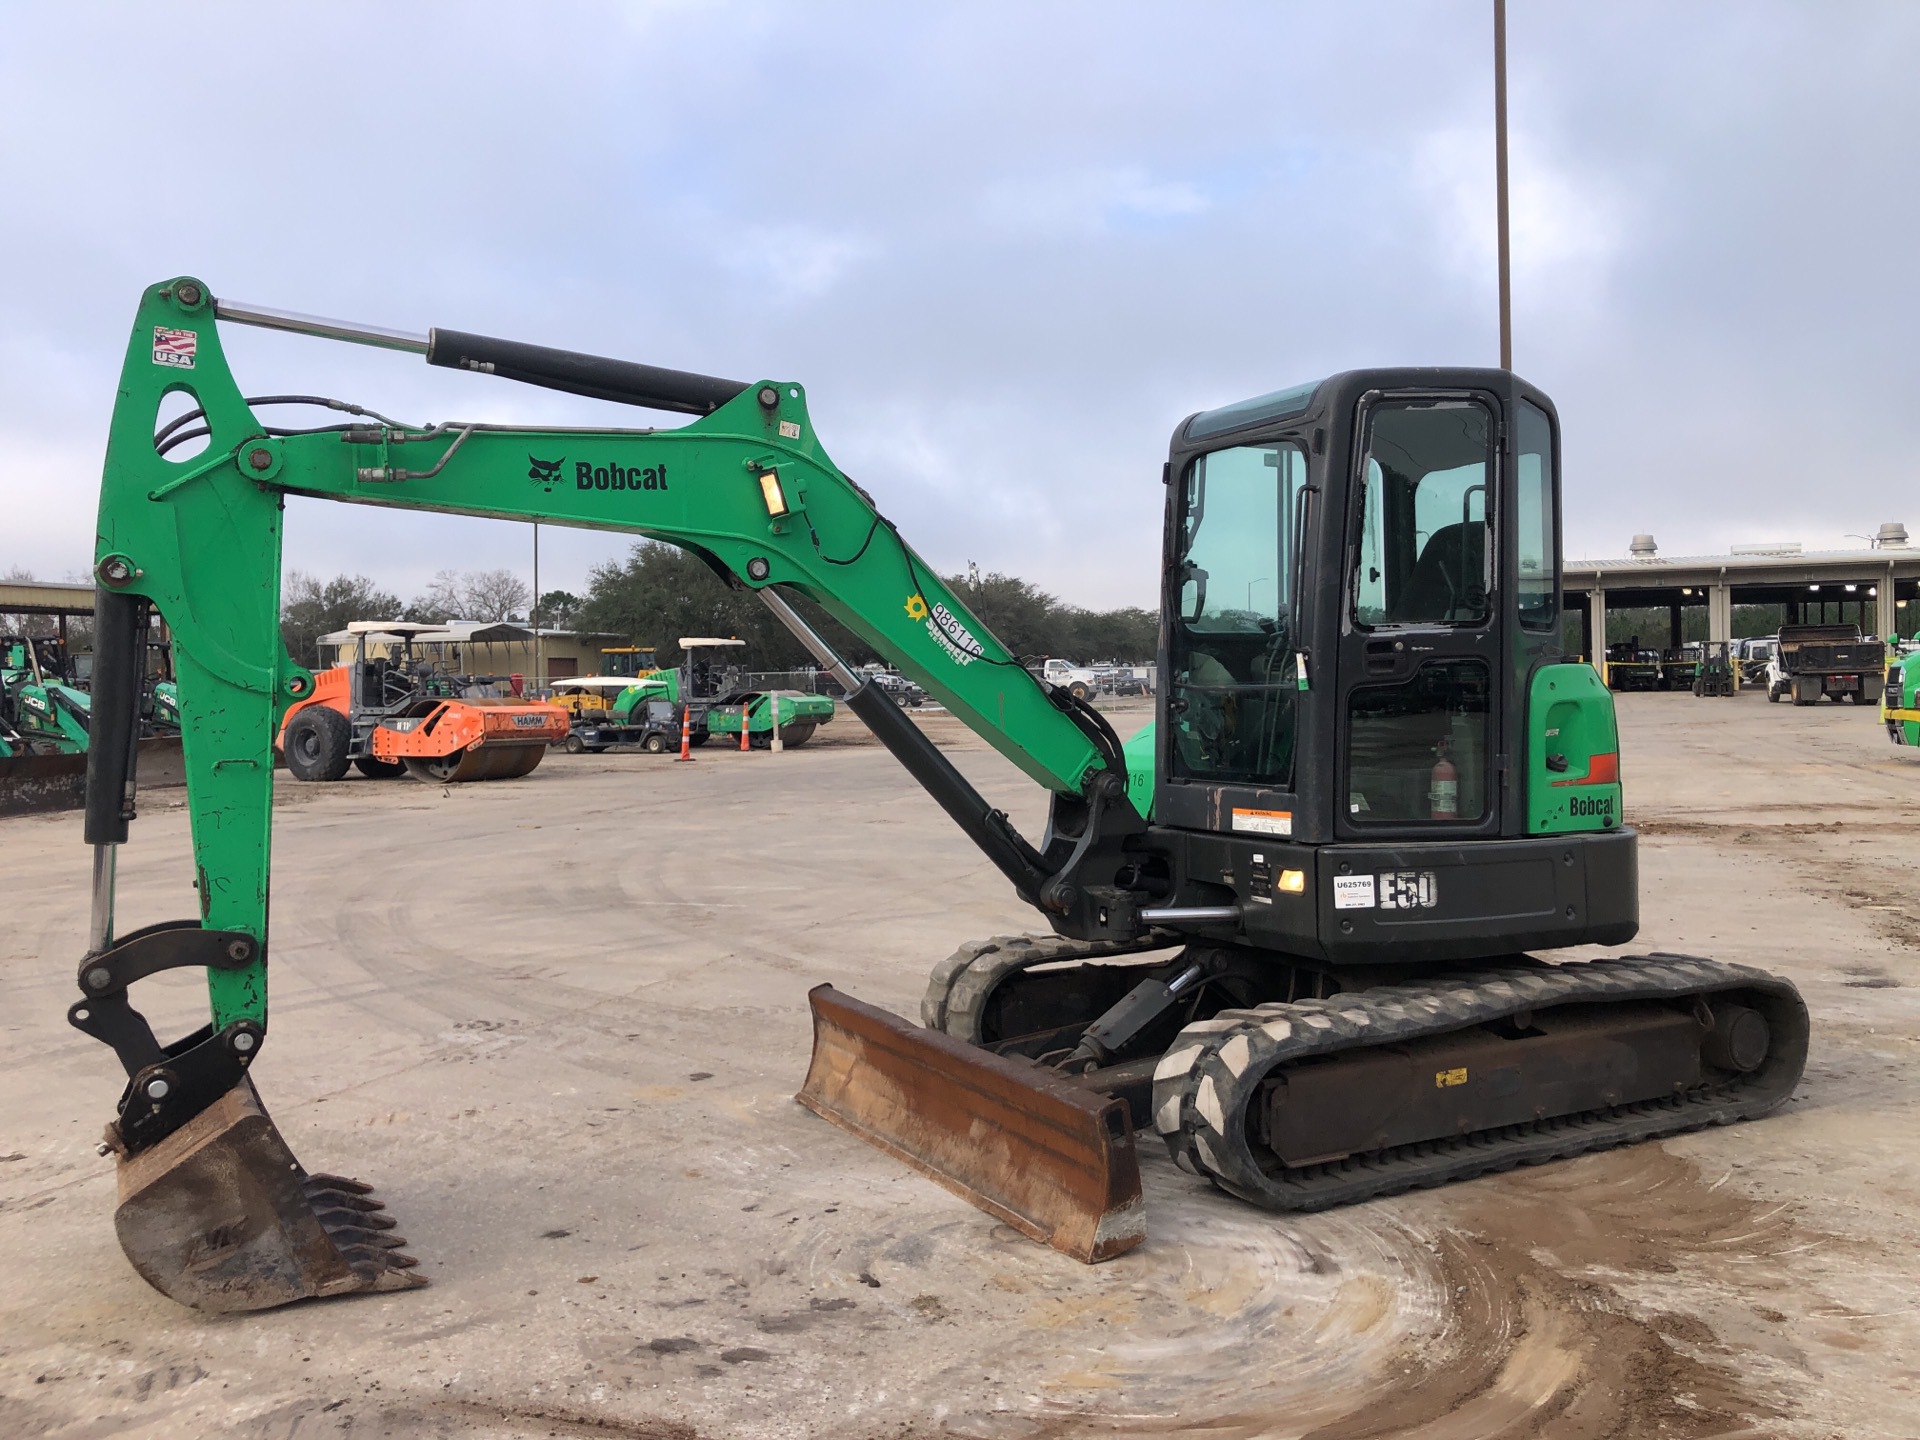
[532,521,541,688]
[1494,0,1513,370]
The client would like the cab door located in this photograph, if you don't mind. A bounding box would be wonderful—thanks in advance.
[1335,392,1503,841]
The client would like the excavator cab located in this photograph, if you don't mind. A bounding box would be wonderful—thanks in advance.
[1150,372,1634,957]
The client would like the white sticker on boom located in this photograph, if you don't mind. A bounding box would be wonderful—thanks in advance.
[778,420,801,440]
[1232,807,1292,837]
[152,326,197,368]
[1333,874,1376,910]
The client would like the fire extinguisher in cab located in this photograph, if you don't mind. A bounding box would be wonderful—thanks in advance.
[1429,737,1458,820]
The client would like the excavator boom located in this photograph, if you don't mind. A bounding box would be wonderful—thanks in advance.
[80,277,1146,1308]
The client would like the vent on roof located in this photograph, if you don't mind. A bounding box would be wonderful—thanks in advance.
[1628,534,1658,557]
[1731,542,1802,555]
[1878,521,1909,549]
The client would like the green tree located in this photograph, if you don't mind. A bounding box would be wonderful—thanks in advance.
[943,572,1157,663]
[575,542,860,667]
[535,589,582,628]
[576,544,1157,675]
[280,571,403,666]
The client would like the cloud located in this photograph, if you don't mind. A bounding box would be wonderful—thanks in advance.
[720,222,880,302]
[2,1,1916,611]
[981,166,1210,239]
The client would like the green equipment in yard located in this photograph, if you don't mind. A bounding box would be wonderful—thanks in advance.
[71,277,1807,1313]
[1692,641,1735,697]
[1,636,92,754]
[1884,649,1920,744]
[703,688,836,748]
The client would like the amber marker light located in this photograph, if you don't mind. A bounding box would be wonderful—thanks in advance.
[758,468,790,517]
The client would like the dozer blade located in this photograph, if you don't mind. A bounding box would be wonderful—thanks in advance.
[113,1077,427,1313]
[797,985,1145,1263]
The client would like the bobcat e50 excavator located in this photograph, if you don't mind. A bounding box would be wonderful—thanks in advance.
[76,276,1808,1313]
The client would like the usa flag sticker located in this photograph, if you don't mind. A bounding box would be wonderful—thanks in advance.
[152,327,198,369]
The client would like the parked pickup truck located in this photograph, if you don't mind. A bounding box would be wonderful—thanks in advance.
[1033,657,1102,700]
[1766,624,1886,706]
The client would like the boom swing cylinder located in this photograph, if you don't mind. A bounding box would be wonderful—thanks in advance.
[77,277,1808,1312]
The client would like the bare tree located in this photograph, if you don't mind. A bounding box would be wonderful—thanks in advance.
[405,569,467,623]
[458,568,532,622]
[402,568,529,623]
[280,570,405,666]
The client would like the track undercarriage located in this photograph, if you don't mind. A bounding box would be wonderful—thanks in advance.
[913,934,1808,1219]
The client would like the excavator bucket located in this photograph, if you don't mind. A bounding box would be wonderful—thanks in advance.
[797,985,1145,1263]
[113,1078,427,1313]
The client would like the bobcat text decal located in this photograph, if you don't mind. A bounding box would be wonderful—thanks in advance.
[578,461,668,492]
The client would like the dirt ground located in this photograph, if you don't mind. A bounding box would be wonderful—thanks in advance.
[2,690,1916,1439]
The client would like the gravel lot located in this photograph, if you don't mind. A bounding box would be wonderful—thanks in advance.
[2,690,1915,1438]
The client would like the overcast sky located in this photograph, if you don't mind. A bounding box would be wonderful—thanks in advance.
[3,2,1916,610]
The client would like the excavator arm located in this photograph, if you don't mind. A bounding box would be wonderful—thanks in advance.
[80,277,1152,1310]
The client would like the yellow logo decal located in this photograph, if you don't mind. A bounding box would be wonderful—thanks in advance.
[1435,1067,1468,1088]
[904,594,929,621]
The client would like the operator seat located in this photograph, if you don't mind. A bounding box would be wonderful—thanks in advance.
[1390,521,1487,624]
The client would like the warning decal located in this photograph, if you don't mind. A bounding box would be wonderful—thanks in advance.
[1232,807,1292,837]
[152,327,198,369]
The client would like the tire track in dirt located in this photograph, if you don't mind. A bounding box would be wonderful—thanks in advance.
[1000,1147,1804,1440]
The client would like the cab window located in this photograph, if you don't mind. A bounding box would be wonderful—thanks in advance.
[1168,443,1308,786]
[1352,401,1494,628]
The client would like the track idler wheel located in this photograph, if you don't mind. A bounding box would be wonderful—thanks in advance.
[112,1077,426,1313]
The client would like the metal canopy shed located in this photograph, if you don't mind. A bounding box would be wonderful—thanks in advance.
[1565,530,1920,659]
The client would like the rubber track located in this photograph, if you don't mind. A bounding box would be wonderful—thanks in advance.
[921,932,1175,1043]
[1151,953,1809,1211]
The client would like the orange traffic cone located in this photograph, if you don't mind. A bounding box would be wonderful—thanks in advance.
[675,706,694,762]
[739,702,751,752]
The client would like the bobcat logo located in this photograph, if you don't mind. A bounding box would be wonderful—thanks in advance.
[528,455,566,492]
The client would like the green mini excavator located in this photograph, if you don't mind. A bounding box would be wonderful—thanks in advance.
[75,277,1807,1312]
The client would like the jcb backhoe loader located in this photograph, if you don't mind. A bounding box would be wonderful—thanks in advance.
[2,636,93,754]
[74,277,1807,1313]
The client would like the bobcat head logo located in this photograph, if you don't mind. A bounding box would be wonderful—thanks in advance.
[528,455,566,492]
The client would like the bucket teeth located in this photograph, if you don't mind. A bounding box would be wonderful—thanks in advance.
[312,1205,397,1230]
[304,1172,374,1194]
[113,1079,430,1312]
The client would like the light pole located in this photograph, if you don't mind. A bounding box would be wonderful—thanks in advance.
[1494,0,1512,371]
